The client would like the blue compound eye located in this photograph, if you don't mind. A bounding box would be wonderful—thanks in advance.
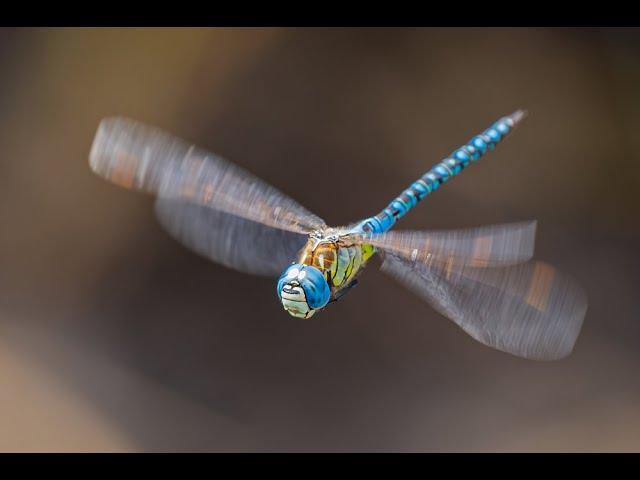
[298,265,330,309]
[277,264,330,310]
[277,264,298,299]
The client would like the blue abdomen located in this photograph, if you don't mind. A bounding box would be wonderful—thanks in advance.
[355,110,526,235]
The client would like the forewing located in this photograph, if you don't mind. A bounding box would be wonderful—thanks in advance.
[381,253,587,360]
[89,117,325,234]
[155,197,307,277]
[357,221,536,268]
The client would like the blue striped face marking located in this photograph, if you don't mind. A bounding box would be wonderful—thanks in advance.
[278,264,330,317]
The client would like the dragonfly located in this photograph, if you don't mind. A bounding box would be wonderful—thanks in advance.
[89,110,587,361]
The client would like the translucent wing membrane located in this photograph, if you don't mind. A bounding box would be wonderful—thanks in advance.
[90,117,325,234]
[155,198,307,277]
[381,253,588,360]
[355,221,537,268]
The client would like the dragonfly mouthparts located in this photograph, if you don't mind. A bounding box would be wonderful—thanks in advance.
[282,280,302,294]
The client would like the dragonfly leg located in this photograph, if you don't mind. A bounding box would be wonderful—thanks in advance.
[331,279,359,303]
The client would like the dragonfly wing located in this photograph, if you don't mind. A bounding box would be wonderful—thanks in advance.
[89,117,326,234]
[381,253,587,360]
[155,197,307,277]
[360,221,537,268]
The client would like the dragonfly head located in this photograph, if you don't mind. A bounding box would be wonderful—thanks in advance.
[277,263,330,319]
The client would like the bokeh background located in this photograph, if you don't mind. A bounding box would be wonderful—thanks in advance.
[0,27,639,451]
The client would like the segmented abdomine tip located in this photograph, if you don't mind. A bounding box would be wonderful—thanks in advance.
[510,109,528,125]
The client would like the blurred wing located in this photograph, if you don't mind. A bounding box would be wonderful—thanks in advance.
[89,117,326,234]
[155,197,307,277]
[355,221,536,268]
[381,253,587,360]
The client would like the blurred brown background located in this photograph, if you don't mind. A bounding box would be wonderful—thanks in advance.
[0,27,639,451]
